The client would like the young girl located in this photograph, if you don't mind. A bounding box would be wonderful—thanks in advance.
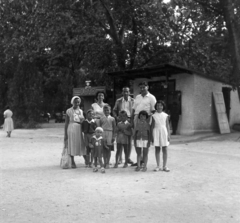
[3,106,14,137]
[114,110,132,168]
[134,110,151,172]
[100,104,116,169]
[89,127,107,173]
[151,100,170,172]
[82,109,97,168]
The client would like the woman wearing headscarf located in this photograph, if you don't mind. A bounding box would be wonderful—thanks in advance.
[91,91,107,126]
[3,106,14,137]
[64,96,86,168]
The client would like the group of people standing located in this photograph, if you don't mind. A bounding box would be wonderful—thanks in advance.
[64,81,172,173]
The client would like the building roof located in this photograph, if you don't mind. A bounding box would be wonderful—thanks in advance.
[107,63,229,84]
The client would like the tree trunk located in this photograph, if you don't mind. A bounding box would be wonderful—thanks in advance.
[221,0,240,84]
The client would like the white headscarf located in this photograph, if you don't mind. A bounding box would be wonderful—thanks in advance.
[95,127,104,132]
[71,96,81,105]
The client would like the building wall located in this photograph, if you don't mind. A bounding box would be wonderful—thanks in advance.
[192,75,220,133]
[174,73,195,134]
[132,74,240,135]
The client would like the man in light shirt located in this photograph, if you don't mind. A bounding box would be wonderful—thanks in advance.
[131,81,156,127]
[113,87,134,164]
[113,87,134,119]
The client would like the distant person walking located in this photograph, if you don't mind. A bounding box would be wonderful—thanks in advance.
[64,96,86,168]
[3,106,14,137]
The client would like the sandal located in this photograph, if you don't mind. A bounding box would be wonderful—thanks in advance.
[135,167,141,172]
[142,167,147,172]
[163,167,170,172]
[123,163,128,168]
[101,168,105,173]
[154,167,160,172]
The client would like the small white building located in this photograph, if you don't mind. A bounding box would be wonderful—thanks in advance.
[108,63,240,135]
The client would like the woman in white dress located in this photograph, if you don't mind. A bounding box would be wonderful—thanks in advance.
[151,100,170,172]
[91,91,106,126]
[3,106,14,137]
[64,96,86,168]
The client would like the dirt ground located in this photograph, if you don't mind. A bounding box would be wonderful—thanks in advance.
[1,123,240,223]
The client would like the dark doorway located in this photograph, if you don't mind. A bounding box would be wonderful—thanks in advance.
[148,80,181,114]
[222,87,231,120]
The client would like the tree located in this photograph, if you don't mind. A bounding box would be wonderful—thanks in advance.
[8,61,43,128]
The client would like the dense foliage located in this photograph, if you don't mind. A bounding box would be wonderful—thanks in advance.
[0,0,239,127]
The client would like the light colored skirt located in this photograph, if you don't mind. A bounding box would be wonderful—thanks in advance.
[153,127,169,147]
[67,122,86,156]
[3,118,14,132]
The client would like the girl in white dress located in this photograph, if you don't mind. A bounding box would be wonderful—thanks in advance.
[64,96,86,168]
[151,100,170,172]
[3,106,14,137]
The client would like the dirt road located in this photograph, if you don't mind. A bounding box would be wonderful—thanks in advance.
[1,126,240,223]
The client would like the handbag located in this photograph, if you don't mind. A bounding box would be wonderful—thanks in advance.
[60,144,72,169]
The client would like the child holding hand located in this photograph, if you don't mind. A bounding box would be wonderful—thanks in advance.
[134,110,151,172]
[114,110,132,168]
[89,127,107,173]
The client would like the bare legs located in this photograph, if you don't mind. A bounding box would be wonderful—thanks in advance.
[135,147,142,168]
[135,147,148,171]
[155,146,161,167]
[94,156,103,168]
[93,156,105,173]
[115,144,128,168]
[103,147,112,169]
[142,147,149,169]
[155,146,169,171]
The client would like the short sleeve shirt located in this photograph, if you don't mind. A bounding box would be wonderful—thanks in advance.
[133,92,156,115]
[135,121,150,140]
[117,121,131,144]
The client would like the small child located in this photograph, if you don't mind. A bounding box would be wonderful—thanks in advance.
[151,100,170,172]
[82,109,97,168]
[114,110,132,168]
[100,104,116,169]
[134,110,151,172]
[89,127,107,173]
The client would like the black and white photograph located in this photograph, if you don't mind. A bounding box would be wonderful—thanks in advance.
[1,0,240,222]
